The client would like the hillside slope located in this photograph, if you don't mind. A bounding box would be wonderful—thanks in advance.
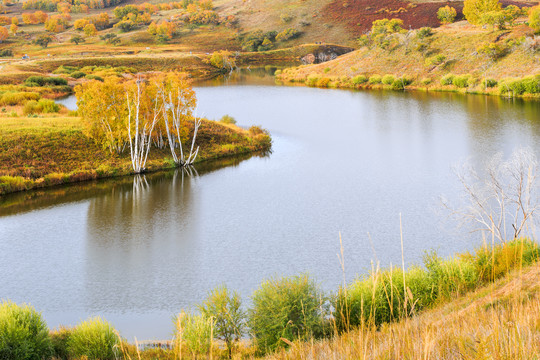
[277,22,540,96]
[267,262,540,359]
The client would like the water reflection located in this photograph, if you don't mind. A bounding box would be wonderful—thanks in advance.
[83,168,201,313]
[0,153,261,217]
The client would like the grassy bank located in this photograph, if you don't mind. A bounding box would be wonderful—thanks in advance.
[268,258,540,360]
[0,238,538,359]
[276,22,540,99]
[0,115,271,195]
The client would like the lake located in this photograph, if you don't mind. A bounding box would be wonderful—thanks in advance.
[2,71,540,340]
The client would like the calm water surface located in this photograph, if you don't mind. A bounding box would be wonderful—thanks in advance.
[2,72,540,340]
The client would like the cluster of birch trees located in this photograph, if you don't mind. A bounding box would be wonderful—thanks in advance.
[75,72,200,173]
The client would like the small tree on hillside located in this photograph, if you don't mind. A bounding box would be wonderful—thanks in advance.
[463,0,502,25]
[83,23,97,36]
[198,286,245,359]
[0,26,7,42]
[437,6,457,24]
[70,34,85,45]
[34,34,53,48]
[529,5,540,33]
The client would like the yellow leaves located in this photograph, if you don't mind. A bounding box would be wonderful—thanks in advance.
[0,26,7,42]
[463,0,502,25]
[75,73,196,155]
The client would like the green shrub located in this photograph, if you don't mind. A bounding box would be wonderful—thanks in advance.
[86,74,104,82]
[423,251,479,299]
[469,238,540,282]
[477,42,509,60]
[0,49,13,57]
[71,71,86,79]
[483,78,498,88]
[391,76,412,90]
[421,77,432,85]
[368,74,382,84]
[0,301,52,360]
[452,74,470,88]
[424,54,446,67]
[280,13,293,23]
[67,317,118,360]
[173,313,212,357]
[53,65,78,74]
[249,274,329,354]
[416,27,433,39]
[437,5,457,24]
[335,266,434,331]
[219,115,237,124]
[50,327,72,360]
[306,73,320,87]
[198,285,245,358]
[352,75,368,85]
[275,28,300,42]
[522,75,540,93]
[440,74,455,85]
[23,99,60,115]
[382,74,395,85]
[499,78,526,95]
[0,176,32,194]
[24,76,68,87]
[0,91,40,106]
[316,77,331,87]
[23,100,39,115]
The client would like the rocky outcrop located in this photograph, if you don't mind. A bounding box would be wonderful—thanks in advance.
[301,45,354,64]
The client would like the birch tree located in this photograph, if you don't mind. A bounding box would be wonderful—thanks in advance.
[443,148,540,242]
[155,72,200,166]
[76,78,128,154]
[126,79,162,173]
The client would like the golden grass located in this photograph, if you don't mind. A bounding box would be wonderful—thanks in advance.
[266,264,540,360]
[0,115,271,195]
[277,22,540,97]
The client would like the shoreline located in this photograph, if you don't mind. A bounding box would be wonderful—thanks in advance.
[0,118,272,196]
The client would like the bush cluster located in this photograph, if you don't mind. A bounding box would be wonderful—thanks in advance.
[1,239,538,357]
[352,74,368,85]
[0,301,52,359]
[0,49,13,57]
[25,76,68,87]
[424,54,446,67]
[240,30,277,52]
[335,238,539,331]
[368,74,382,84]
[499,75,540,95]
[23,99,61,114]
[0,91,40,106]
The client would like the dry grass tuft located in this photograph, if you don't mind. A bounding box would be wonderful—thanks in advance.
[266,264,540,360]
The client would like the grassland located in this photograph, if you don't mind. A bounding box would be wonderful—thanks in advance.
[0,115,271,195]
[267,262,540,360]
[276,21,540,98]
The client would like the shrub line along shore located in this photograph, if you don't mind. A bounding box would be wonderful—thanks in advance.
[2,237,539,359]
[275,20,540,99]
